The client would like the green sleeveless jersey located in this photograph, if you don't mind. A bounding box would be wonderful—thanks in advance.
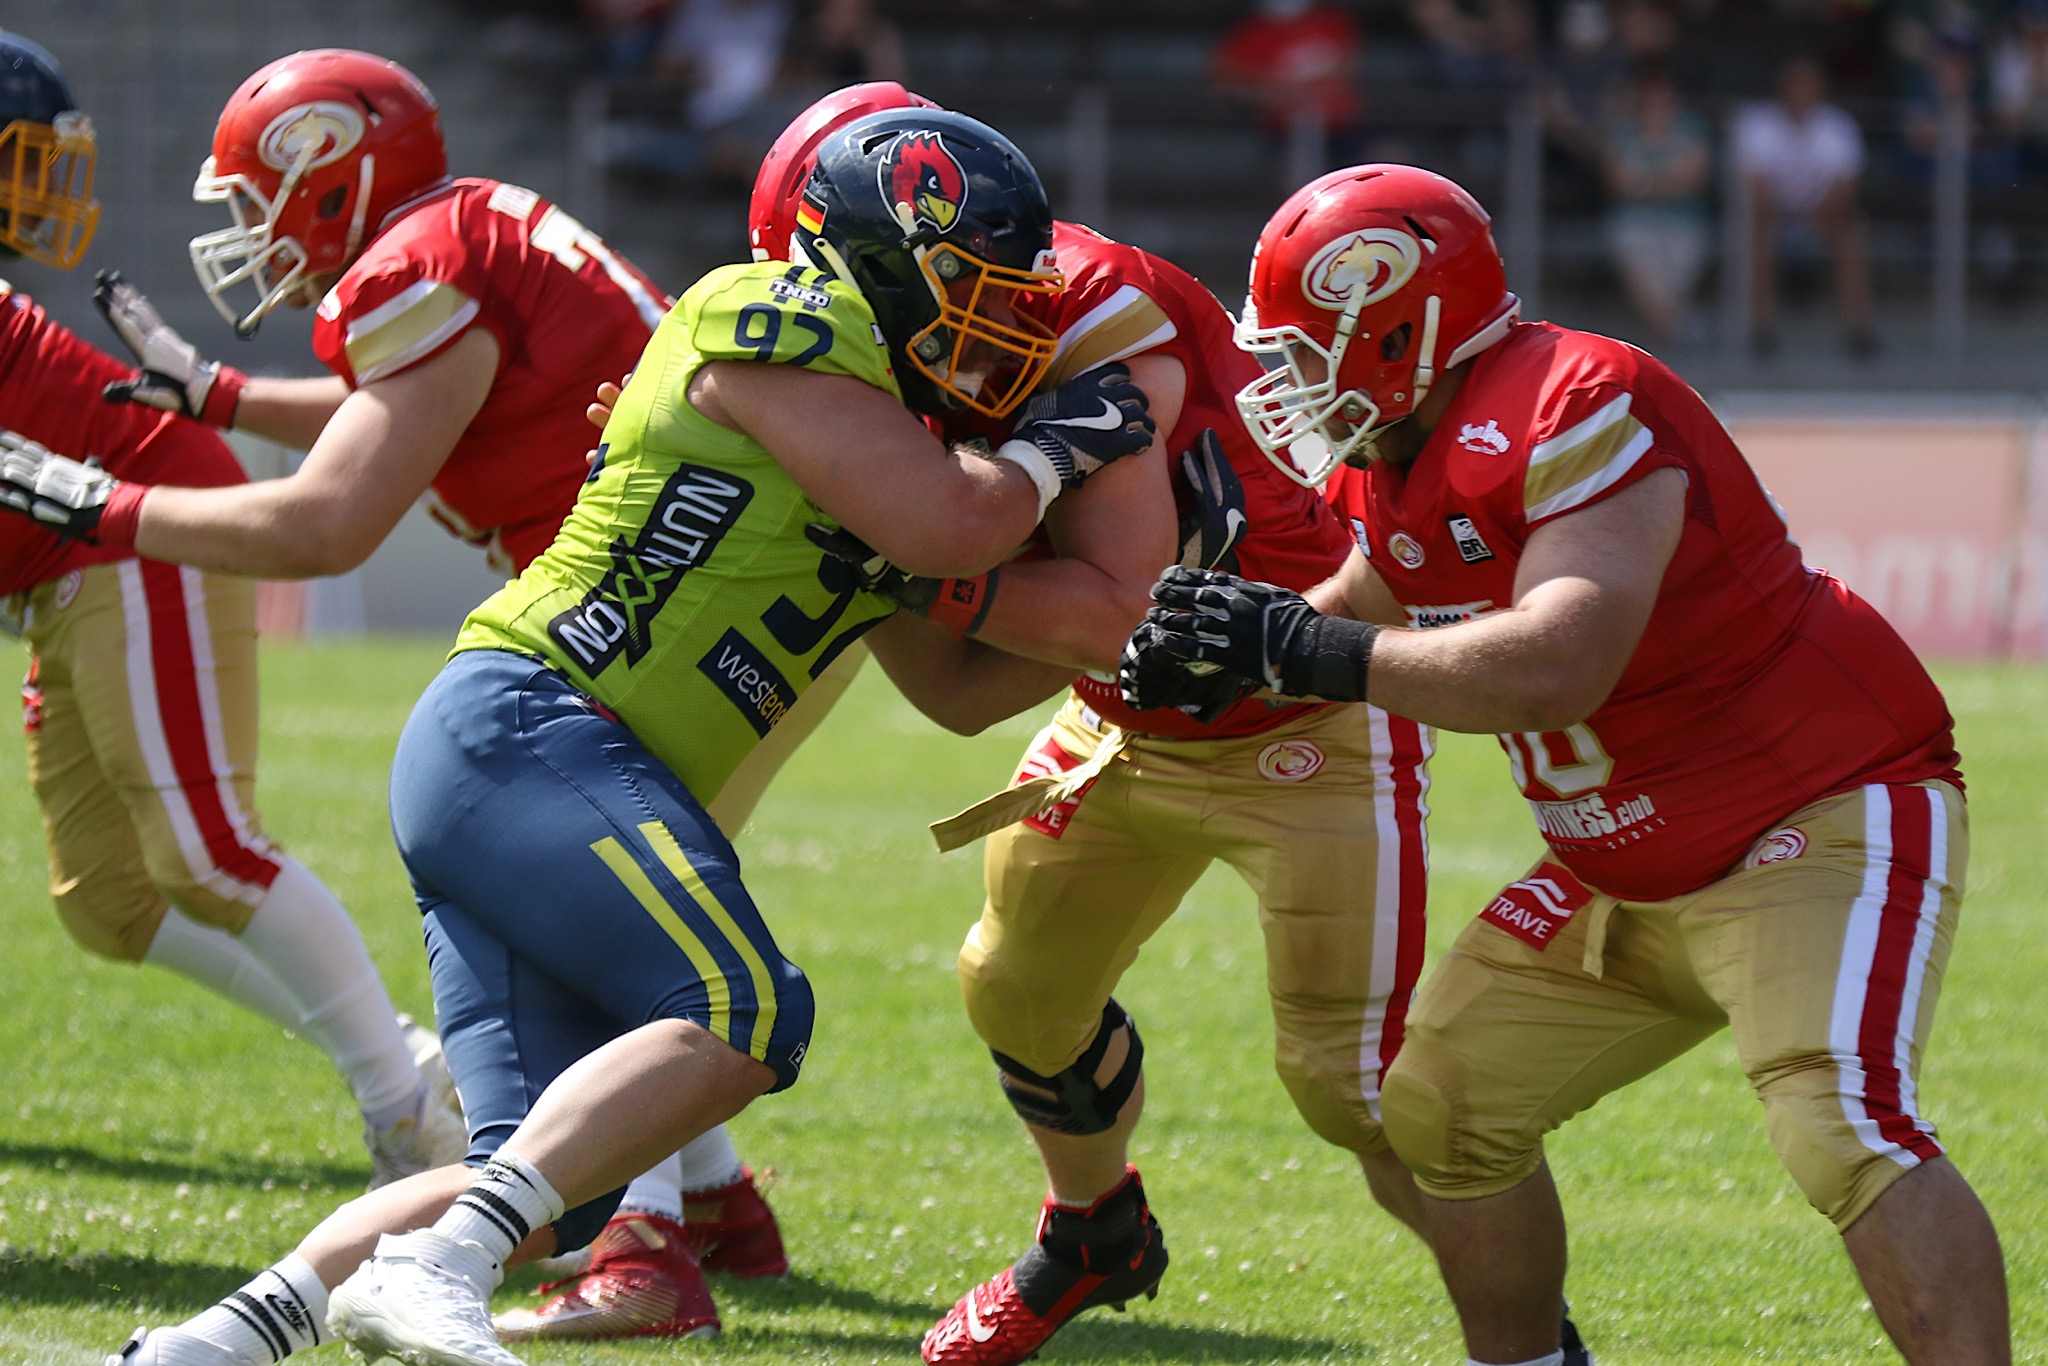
[455,260,899,803]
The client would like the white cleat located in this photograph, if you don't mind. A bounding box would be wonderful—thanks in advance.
[364,1088,470,1191]
[327,1230,525,1366]
[103,1326,241,1366]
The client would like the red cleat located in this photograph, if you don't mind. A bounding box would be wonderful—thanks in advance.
[494,1212,721,1342]
[922,1166,1167,1366]
[682,1165,790,1278]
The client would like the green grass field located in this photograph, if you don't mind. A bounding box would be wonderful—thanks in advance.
[0,637,2039,1365]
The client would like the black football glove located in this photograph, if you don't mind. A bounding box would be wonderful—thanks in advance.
[804,522,941,613]
[95,270,239,423]
[0,431,121,542]
[1142,565,1379,701]
[1117,617,1257,720]
[1008,361,1156,490]
[1175,428,1248,572]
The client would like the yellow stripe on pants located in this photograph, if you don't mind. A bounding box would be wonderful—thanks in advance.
[589,834,734,1047]
[639,821,777,1061]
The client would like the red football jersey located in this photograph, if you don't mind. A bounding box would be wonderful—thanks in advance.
[943,221,1354,739]
[312,178,671,573]
[1323,322,1961,900]
[0,286,246,596]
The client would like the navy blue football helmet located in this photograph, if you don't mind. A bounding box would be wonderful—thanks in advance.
[0,31,98,268]
[799,108,1059,419]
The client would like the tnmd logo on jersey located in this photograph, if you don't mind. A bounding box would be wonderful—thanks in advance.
[1445,513,1494,564]
[1388,531,1425,569]
[1480,862,1594,949]
[1257,739,1327,783]
[881,131,968,235]
[546,465,755,673]
[1301,228,1421,311]
[1405,599,1494,628]
[1745,826,1809,868]
[258,101,366,173]
[1457,420,1511,454]
[769,274,833,311]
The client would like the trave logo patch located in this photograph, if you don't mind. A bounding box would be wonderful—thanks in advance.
[1480,862,1594,949]
[548,464,753,673]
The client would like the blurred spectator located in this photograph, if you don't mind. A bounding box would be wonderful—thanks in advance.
[655,0,793,130]
[1991,1,2048,175]
[783,0,906,87]
[584,0,682,74]
[1733,56,1877,356]
[1214,0,1367,180]
[1901,34,2015,186]
[1602,64,1711,344]
[1409,0,1537,85]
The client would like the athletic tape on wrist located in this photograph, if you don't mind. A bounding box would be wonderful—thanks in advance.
[993,438,1059,519]
[1284,614,1378,701]
[93,482,149,550]
[203,365,249,428]
[924,567,1000,638]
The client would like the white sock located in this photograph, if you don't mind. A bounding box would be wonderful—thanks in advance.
[178,1253,328,1363]
[618,1152,685,1221]
[237,859,421,1120]
[676,1124,744,1192]
[1468,1354,1565,1366]
[433,1153,566,1268]
[144,907,303,1032]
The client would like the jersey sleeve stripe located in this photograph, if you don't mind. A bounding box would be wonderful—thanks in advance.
[1047,285,1177,385]
[346,280,481,384]
[1529,391,1634,466]
[1524,423,1654,522]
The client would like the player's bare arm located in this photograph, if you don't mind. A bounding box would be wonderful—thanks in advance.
[230,375,354,451]
[133,329,498,577]
[1305,545,1409,625]
[959,353,1184,671]
[864,613,1076,735]
[1365,467,1684,730]
[1133,467,1685,734]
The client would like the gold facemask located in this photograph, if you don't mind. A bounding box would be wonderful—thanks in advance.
[0,110,99,270]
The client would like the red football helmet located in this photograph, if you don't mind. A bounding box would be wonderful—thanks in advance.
[747,81,937,263]
[189,49,448,336]
[1236,164,1519,486]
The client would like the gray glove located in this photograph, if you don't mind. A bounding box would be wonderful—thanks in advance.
[95,270,240,424]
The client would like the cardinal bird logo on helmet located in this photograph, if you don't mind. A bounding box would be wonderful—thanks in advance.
[881,131,968,235]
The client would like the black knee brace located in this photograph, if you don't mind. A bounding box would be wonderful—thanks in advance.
[991,998,1144,1135]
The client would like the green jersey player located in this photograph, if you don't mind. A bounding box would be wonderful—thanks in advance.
[110,108,1154,1366]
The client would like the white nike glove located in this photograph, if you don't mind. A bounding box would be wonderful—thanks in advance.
[998,362,1157,498]
[94,270,246,426]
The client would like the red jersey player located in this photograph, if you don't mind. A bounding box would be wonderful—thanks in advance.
[6,46,778,1343]
[732,86,1439,1366]
[1127,164,2006,1364]
[0,31,464,1192]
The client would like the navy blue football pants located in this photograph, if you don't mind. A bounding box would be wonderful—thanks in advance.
[388,648,814,1250]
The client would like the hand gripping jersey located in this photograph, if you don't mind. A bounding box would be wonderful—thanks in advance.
[1323,322,1961,901]
[943,222,1354,739]
[0,286,245,596]
[455,261,896,804]
[312,179,671,574]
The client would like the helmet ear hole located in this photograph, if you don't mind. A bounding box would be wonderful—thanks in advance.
[315,185,348,220]
[1381,323,1412,362]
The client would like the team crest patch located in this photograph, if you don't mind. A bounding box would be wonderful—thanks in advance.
[1481,862,1593,949]
[1388,531,1425,569]
[1257,739,1326,783]
[1745,827,1808,868]
[1301,228,1422,312]
[53,569,82,611]
[1445,514,1494,564]
[880,131,968,235]
[1457,420,1511,454]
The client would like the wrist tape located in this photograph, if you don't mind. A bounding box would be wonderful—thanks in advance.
[993,438,1060,518]
[924,567,999,637]
[1280,614,1378,701]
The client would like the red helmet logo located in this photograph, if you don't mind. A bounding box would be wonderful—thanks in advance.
[256,101,365,173]
[881,131,967,234]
